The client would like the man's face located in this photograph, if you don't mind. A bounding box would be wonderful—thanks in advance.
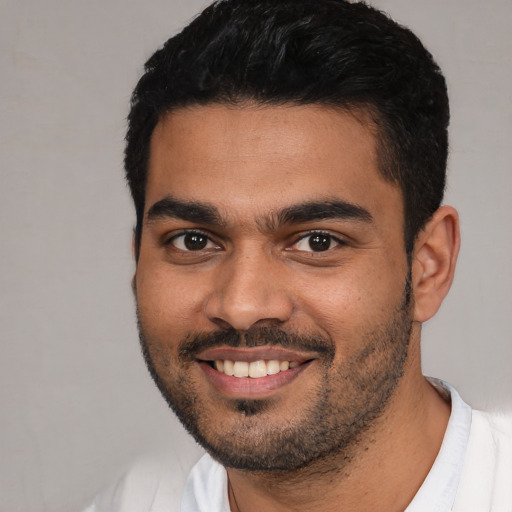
[135,103,413,470]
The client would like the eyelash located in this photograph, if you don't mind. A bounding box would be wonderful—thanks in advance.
[165,230,220,252]
[290,231,346,253]
[165,229,346,254]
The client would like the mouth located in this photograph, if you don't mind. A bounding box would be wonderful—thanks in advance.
[209,358,302,378]
[195,347,316,397]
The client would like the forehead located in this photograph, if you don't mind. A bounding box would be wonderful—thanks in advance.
[146,103,402,225]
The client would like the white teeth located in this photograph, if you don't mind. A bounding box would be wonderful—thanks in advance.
[213,359,302,378]
[266,360,281,375]
[233,361,249,378]
[223,360,235,376]
[249,360,267,378]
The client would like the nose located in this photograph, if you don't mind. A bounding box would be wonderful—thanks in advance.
[204,249,294,331]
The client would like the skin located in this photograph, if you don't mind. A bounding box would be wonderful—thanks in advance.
[134,103,460,512]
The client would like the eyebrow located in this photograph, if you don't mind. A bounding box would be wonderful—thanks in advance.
[146,196,224,226]
[146,195,373,230]
[263,200,373,231]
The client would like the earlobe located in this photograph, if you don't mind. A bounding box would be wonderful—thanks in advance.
[412,206,460,322]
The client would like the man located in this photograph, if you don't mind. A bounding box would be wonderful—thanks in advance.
[86,0,511,510]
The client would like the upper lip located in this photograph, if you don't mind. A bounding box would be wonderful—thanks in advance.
[196,346,317,363]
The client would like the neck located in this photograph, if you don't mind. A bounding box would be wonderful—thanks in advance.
[226,329,451,512]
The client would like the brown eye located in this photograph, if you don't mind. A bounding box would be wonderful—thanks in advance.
[184,233,208,250]
[169,231,218,251]
[291,232,344,253]
[308,234,332,252]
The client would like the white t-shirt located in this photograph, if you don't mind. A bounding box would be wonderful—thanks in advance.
[84,381,512,512]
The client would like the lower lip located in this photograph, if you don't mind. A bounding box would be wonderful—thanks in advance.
[198,361,312,398]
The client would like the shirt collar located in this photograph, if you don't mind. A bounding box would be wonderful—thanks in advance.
[405,378,472,512]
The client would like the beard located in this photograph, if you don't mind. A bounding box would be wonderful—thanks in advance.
[137,275,413,473]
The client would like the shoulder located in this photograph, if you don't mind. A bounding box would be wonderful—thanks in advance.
[467,409,512,468]
[453,409,512,512]
[181,454,230,512]
[83,451,202,512]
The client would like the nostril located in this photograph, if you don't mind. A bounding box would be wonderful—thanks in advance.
[203,274,294,331]
[209,317,235,331]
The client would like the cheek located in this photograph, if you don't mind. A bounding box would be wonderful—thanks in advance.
[135,264,207,337]
[294,261,405,343]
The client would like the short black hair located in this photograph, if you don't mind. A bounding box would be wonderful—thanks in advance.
[126,0,449,258]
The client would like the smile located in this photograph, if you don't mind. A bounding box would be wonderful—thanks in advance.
[212,359,300,378]
[195,347,316,397]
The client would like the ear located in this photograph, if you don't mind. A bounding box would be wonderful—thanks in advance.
[411,206,460,322]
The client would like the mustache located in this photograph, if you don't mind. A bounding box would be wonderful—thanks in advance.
[178,326,335,362]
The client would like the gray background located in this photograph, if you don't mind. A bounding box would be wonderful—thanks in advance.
[1,0,510,510]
